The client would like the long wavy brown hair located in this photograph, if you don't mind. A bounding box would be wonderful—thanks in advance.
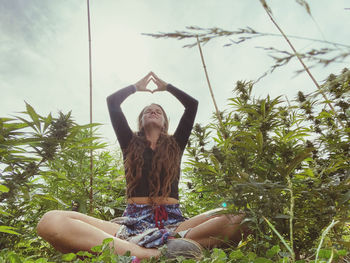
[125,104,181,200]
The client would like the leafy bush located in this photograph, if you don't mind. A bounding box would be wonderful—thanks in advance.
[1,77,349,261]
[182,69,350,258]
[0,104,125,260]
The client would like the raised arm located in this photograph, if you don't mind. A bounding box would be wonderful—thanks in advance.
[106,85,136,150]
[107,72,153,149]
[167,84,198,151]
[151,72,198,151]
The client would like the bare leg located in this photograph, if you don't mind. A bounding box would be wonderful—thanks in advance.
[175,209,248,248]
[37,210,160,259]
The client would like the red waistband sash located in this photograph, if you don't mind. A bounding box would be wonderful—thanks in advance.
[153,205,168,229]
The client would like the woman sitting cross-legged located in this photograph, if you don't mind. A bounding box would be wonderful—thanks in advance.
[36,72,248,260]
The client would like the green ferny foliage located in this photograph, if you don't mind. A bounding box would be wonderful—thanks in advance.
[0,103,126,259]
[182,69,350,259]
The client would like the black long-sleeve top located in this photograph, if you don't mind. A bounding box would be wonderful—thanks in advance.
[107,84,198,199]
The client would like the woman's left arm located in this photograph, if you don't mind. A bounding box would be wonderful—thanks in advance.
[152,72,198,151]
[167,84,198,151]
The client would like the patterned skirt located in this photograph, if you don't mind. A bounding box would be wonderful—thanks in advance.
[110,203,187,248]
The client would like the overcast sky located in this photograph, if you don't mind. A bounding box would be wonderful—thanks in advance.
[1,0,349,148]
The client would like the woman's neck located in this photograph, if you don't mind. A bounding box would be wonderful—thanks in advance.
[144,128,161,150]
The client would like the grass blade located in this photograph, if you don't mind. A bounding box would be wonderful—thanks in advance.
[315,220,339,262]
[263,216,294,258]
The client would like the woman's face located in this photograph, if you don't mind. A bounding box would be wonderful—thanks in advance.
[141,104,165,130]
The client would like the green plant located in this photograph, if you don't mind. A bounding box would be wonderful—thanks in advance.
[182,69,349,259]
[0,103,126,260]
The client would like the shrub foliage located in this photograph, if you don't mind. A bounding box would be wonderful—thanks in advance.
[0,105,125,260]
[182,69,350,258]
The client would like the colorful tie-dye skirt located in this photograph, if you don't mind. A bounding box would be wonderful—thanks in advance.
[110,203,188,248]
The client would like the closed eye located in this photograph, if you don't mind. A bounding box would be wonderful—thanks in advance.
[145,109,162,115]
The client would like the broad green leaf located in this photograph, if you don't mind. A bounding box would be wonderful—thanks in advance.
[0,184,9,193]
[256,131,263,152]
[182,260,196,263]
[261,100,266,118]
[8,252,22,263]
[75,123,102,130]
[209,247,228,263]
[337,249,348,256]
[56,173,68,180]
[284,148,313,177]
[91,244,103,253]
[34,194,69,207]
[43,113,52,133]
[229,250,244,260]
[0,209,11,216]
[247,252,257,260]
[302,168,314,177]
[340,190,350,204]
[318,249,332,259]
[25,102,41,132]
[266,245,280,258]
[2,121,28,130]
[1,137,42,147]
[102,237,114,245]
[34,258,49,263]
[14,115,36,131]
[61,253,77,261]
[254,257,273,263]
[34,258,50,263]
[0,225,20,235]
[72,145,107,150]
[76,251,93,258]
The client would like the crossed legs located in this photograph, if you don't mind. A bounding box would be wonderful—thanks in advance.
[176,209,248,248]
[37,209,247,259]
[36,210,159,259]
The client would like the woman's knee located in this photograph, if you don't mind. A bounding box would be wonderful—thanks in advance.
[216,213,244,228]
[37,210,66,238]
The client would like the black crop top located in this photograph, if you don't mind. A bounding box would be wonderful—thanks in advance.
[107,84,198,199]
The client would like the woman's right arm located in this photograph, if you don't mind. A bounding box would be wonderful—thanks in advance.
[106,85,136,150]
[107,72,153,149]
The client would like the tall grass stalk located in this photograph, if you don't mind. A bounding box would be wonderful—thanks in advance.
[315,220,339,263]
[259,0,344,129]
[196,35,225,135]
[86,0,94,214]
[286,176,295,262]
[326,249,334,263]
[263,216,295,262]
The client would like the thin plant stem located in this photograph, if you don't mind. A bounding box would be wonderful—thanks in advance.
[260,3,345,129]
[315,220,339,262]
[327,249,334,263]
[286,176,295,263]
[196,36,225,135]
[87,0,94,214]
[263,216,294,259]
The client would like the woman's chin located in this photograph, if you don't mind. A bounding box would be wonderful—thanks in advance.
[143,122,163,130]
